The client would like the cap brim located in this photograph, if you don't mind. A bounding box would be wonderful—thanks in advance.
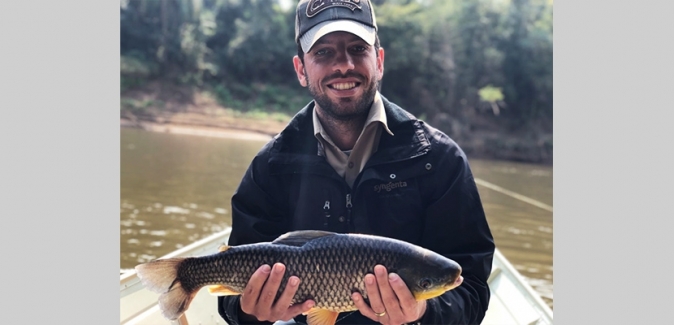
[299,20,376,53]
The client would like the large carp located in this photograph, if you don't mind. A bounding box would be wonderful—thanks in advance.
[135,230,463,325]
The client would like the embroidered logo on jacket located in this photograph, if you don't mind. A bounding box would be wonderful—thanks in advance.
[306,0,363,18]
[374,181,408,193]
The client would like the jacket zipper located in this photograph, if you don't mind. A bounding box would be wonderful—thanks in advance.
[323,200,331,229]
[345,193,352,230]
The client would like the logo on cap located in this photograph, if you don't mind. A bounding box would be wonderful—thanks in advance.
[306,0,363,18]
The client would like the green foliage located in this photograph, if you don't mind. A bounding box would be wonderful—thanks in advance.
[120,0,552,128]
[212,81,312,115]
[500,0,553,122]
[120,53,156,76]
[121,98,164,113]
[479,85,505,116]
[121,52,159,91]
[479,85,504,103]
[121,76,146,92]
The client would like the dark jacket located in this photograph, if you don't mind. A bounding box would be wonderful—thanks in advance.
[218,96,495,325]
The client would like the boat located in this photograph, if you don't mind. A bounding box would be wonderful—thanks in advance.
[481,249,553,325]
[120,228,553,325]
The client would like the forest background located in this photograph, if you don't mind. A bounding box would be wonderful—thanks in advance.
[120,0,553,164]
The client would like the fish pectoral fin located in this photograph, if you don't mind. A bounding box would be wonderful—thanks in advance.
[207,284,239,296]
[306,308,339,325]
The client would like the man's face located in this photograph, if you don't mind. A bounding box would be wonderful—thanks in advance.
[293,31,384,121]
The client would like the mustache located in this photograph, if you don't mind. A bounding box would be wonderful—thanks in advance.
[323,71,365,84]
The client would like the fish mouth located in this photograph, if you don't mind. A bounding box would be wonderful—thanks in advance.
[444,275,463,290]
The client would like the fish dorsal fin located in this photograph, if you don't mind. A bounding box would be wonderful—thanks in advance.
[306,308,339,325]
[272,230,337,247]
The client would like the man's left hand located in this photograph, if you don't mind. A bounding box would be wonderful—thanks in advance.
[351,265,427,325]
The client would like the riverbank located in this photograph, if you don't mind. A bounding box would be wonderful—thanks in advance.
[121,82,552,165]
[120,118,275,142]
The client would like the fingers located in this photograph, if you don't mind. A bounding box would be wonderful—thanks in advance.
[257,263,286,309]
[389,273,421,317]
[240,264,272,314]
[354,265,397,324]
[374,265,404,321]
[287,298,316,319]
[352,290,385,323]
[272,275,298,314]
[355,273,385,321]
[353,265,426,324]
[274,275,314,321]
[240,263,315,322]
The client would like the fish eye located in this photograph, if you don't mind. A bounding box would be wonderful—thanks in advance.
[419,278,432,289]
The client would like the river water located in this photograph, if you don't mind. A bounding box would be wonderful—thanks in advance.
[120,127,553,309]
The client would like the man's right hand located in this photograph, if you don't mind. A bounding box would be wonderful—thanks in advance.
[239,263,315,323]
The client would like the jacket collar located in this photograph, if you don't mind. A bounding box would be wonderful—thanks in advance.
[269,95,430,164]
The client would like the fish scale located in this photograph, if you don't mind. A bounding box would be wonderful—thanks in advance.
[182,234,403,311]
[135,230,462,323]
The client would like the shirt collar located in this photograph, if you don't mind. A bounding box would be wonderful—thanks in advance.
[312,91,394,140]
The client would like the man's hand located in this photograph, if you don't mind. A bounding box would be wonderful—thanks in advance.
[352,265,427,325]
[239,263,315,323]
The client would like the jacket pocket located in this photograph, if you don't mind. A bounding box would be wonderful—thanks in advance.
[363,178,424,243]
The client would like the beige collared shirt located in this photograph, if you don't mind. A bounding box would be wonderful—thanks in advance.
[313,92,394,188]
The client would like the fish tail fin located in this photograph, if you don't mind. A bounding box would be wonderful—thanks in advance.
[135,258,185,293]
[135,257,196,320]
[158,282,198,320]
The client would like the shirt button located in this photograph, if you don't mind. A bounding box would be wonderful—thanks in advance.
[339,216,345,222]
[348,162,354,169]
[425,163,432,170]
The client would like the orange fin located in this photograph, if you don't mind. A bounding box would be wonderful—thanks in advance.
[217,244,230,252]
[207,284,239,296]
[306,308,339,325]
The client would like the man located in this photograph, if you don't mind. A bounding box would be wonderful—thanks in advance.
[218,0,494,324]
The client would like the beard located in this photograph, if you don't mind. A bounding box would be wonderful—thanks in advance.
[306,69,379,122]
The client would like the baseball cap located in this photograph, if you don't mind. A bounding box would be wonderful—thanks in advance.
[295,0,378,53]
